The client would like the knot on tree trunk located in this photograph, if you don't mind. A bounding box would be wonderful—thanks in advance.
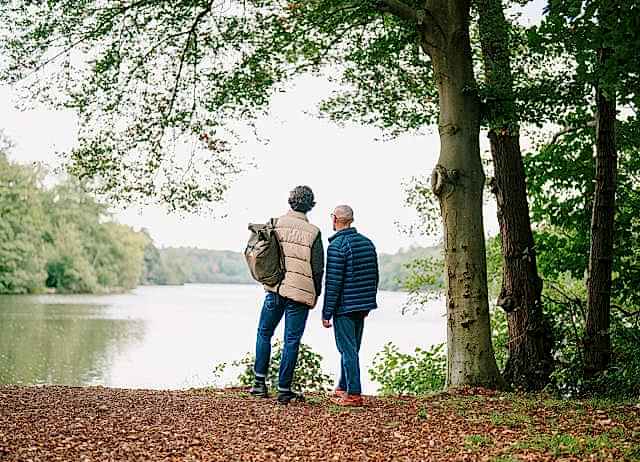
[497,295,516,312]
[431,164,460,197]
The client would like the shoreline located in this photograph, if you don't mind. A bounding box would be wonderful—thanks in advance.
[0,281,412,297]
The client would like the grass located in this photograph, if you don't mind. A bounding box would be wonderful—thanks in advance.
[465,434,492,450]
[489,457,519,462]
[305,396,323,406]
[515,433,581,457]
[512,432,630,458]
[489,411,532,428]
[416,406,429,420]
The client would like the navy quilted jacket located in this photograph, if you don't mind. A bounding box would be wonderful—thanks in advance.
[322,227,379,320]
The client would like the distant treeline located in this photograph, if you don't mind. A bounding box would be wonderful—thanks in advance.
[141,247,254,286]
[146,245,441,292]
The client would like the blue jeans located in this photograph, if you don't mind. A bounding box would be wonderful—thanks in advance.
[254,292,309,391]
[334,314,365,395]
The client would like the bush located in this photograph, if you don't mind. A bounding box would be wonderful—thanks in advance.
[543,273,640,399]
[228,341,332,393]
[369,342,446,395]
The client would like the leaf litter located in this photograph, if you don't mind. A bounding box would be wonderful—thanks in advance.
[0,386,638,461]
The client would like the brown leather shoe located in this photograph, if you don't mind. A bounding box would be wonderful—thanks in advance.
[333,394,364,407]
[331,388,347,399]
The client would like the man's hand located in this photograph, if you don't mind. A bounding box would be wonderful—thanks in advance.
[322,319,332,328]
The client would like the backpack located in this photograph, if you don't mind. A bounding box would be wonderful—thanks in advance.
[244,218,285,286]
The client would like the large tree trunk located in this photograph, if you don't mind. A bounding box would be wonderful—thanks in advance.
[584,47,617,378]
[425,1,504,389]
[476,0,553,390]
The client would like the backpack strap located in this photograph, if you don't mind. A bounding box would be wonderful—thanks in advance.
[269,217,285,296]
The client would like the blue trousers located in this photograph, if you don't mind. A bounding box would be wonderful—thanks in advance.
[334,314,365,395]
[254,292,309,391]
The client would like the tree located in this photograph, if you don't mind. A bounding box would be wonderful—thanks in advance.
[0,143,47,293]
[536,0,640,377]
[475,0,553,390]
[403,0,503,388]
[0,0,504,387]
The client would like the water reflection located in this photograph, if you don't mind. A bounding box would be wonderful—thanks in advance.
[0,296,146,386]
[0,285,445,391]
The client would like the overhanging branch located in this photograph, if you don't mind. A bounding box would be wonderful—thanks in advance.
[549,120,596,144]
[374,0,445,51]
[375,0,419,22]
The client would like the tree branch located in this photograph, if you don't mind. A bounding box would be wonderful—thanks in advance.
[374,0,445,51]
[164,1,213,124]
[549,120,596,144]
[375,0,419,22]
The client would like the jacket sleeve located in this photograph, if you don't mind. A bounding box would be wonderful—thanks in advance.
[374,248,380,288]
[322,241,345,320]
[311,233,324,297]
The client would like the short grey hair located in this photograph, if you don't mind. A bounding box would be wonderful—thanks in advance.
[288,185,316,213]
[333,205,354,223]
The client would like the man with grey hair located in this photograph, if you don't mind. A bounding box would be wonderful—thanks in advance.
[249,185,324,404]
[322,205,379,406]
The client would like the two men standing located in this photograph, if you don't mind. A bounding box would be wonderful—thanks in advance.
[249,186,379,406]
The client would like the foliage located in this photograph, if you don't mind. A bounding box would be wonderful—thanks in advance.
[525,119,640,309]
[0,0,433,209]
[0,152,48,293]
[0,144,148,294]
[399,256,443,312]
[229,341,332,393]
[369,342,446,395]
[491,306,509,372]
[377,245,441,292]
[0,1,536,210]
[532,0,640,106]
[542,274,640,399]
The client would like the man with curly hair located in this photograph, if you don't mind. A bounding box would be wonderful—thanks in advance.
[250,185,324,404]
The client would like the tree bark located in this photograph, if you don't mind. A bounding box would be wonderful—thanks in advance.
[424,0,504,389]
[584,47,617,378]
[476,0,553,390]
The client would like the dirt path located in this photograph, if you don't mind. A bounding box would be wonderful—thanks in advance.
[0,386,638,461]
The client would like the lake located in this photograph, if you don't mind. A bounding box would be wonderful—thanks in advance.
[0,284,446,393]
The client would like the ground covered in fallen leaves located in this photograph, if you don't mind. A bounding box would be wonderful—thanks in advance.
[0,386,638,461]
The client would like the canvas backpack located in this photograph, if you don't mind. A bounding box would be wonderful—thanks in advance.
[244,218,285,286]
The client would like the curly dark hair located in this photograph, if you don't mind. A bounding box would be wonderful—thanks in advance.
[288,185,316,213]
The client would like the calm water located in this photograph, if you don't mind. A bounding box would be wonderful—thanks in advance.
[0,284,446,393]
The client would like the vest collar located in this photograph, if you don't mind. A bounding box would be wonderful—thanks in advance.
[329,227,357,242]
[286,210,309,222]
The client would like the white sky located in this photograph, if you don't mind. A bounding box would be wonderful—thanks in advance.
[0,1,545,254]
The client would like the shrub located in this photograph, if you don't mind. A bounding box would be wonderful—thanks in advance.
[228,341,332,393]
[369,342,446,395]
[544,273,640,399]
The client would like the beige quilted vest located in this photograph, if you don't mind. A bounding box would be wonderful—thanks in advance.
[264,210,320,307]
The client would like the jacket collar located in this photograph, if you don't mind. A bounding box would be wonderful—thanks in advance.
[329,227,357,242]
[286,210,309,222]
